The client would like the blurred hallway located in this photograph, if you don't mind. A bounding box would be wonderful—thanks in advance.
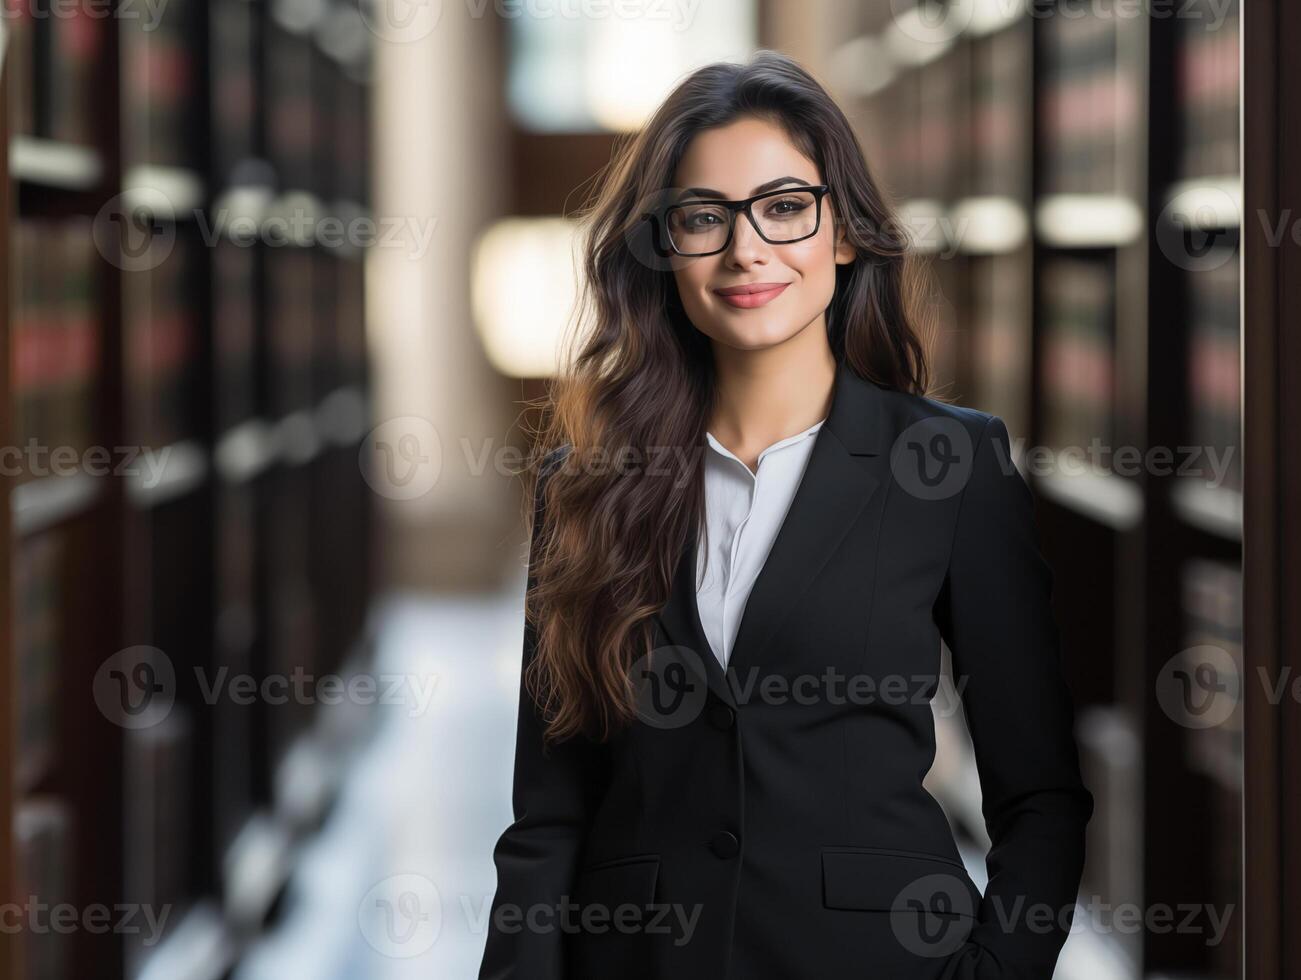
[7,1,1298,979]
[230,583,529,980]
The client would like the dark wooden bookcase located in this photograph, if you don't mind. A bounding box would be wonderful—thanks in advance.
[2,2,376,977]
[808,1,1246,976]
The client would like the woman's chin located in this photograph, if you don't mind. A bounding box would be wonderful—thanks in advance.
[715,324,803,352]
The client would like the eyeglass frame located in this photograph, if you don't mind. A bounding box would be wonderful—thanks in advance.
[641,183,832,257]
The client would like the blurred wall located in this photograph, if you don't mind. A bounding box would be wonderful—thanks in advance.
[370,12,524,593]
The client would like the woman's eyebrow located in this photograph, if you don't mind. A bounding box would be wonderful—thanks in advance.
[679,176,812,200]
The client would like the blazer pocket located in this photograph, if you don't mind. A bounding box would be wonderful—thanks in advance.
[573,854,661,908]
[821,846,980,917]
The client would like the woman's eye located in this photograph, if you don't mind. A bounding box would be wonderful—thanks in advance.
[685,212,722,229]
[765,199,806,218]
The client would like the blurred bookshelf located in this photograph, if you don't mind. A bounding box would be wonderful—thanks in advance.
[820,1,1243,977]
[2,1,376,978]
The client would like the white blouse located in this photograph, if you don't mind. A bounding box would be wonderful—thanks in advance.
[695,416,826,670]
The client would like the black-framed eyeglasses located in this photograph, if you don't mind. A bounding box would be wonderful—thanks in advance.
[642,184,831,257]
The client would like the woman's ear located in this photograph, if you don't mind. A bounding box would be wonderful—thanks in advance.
[830,202,858,265]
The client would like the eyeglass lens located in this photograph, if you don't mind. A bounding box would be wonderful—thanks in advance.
[666,190,820,255]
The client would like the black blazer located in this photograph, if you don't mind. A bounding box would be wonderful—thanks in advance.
[479,359,1094,980]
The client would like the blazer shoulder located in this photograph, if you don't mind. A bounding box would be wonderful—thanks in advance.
[883,387,997,443]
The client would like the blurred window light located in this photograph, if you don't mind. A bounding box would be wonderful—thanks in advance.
[884,3,960,67]
[1035,194,1145,248]
[471,217,584,378]
[949,196,1029,254]
[967,0,1025,37]
[897,198,951,255]
[507,0,757,132]
[828,35,896,99]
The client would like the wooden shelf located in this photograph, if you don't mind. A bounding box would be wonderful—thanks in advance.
[10,472,103,536]
[9,136,104,189]
[1035,194,1145,248]
[1033,464,1145,531]
[1171,480,1243,540]
[1163,175,1242,229]
[122,165,207,218]
[124,439,209,508]
[214,418,279,484]
[314,386,369,446]
[898,197,951,254]
[948,196,1030,254]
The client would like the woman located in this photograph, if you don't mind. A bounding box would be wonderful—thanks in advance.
[479,50,1093,980]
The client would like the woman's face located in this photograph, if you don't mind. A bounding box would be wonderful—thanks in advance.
[667,116,856,353]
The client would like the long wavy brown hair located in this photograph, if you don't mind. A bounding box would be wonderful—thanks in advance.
[521,49,938,746]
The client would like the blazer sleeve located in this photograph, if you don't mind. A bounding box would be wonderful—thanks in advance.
[933,415,1095,980]
[478,450,611,980]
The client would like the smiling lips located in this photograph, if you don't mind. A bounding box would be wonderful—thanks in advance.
[712,281,790,309]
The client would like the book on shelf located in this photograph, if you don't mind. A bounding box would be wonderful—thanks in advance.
[1039,5,1140,197]
[123,709,195,975]
[265,22,318,191]
[6,0,37,136]
[14,797,75,980]
[265,246,316,418]
[969,19,1031,200]
[1179,558,1243,787]
[213,483,259,863]
[863,71,920,204]
[11,219,102,486]
[48,0,106,147]
[1186,252,1241,496]
[12,531,64,794]
[121,0,199,168]
[916,47,965,203]
[267,565,319,769]
[969,251,1032,442]
[1075,705,1142,969]
[337,252,368,391]
[123,235,201,451]
[334,68,369,204]
[311,248,340,396]
[5,0,104,145]
[1177,0,1240,181]
[1038,256,1116,462]
[210,0,260,186]
[213,239,259,433]
[1179,556,1243,979]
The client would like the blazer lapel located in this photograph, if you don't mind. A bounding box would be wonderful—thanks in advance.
[654,360,891,709]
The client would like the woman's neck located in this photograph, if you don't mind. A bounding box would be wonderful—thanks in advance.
[707,322,837,470]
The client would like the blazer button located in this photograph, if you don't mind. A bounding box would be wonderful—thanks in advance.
[709,830,740,859]
[708,703,735,730]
